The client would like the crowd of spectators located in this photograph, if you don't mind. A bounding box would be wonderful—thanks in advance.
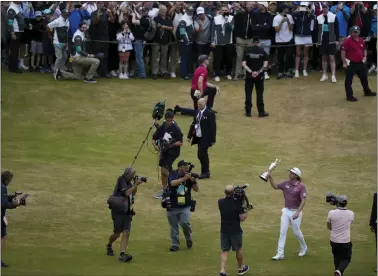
[1,1,377,83]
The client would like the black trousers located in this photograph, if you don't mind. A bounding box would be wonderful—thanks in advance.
[95,41,109,77]
[345,62,372,98]
[8,33,21,72]
[213,44,234,77]
[245,77,265,115]
[197,138,210,174]
[368,38,377,65]
[276,42,294,74]
[180,87,217,116]
[195,43,210,65]
[330,241,352,274]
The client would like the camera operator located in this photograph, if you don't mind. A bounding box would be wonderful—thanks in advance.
[106,167,144,263]
[327,195,354,276]
[268,167,308,260]
[1,171,21,268]
[152,109,183,199]
[166,160,199,252]
[369,192,376,272]
[217,185,249,276]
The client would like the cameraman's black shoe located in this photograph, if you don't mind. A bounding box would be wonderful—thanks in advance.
[258,112,269,118]
[186,240,193,249]
[119,253,132,262]
[238,265,249,275]
[169,246,180,252]
[106,245,114,256]
[1,261,9,268]
[219,272,228,276]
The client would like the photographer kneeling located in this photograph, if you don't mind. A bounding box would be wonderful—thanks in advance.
[327,195,354,276]
[106,167,145,262]
[218,185,250,276]
[164,160,199,252]
[152,110,183,199]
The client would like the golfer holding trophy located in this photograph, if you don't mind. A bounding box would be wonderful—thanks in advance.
[260,159,308,260]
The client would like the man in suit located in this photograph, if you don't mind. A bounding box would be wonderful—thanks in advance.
[187,98,216,179]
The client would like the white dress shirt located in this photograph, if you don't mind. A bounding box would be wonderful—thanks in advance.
[195,108,206,137]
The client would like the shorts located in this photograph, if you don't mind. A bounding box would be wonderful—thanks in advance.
[1,218,6,238]
[31,40,43,54]
[221,232,242,252]
[119,51,131,62]
[295,36,313,46]
[320,42,337,56]
[259,39,271,55]
[159,153,177,171]
[112,211,132,233]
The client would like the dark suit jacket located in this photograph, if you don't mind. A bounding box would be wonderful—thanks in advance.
[187,108,216,146]
[370,192,377,228]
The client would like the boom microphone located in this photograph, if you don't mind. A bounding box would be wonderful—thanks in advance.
[240,184,249,189]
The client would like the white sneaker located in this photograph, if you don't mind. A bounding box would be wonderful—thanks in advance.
[264,72,270,80]
[124,74,129,79]
[19,63,29,70]
[226,75,232,80]
[298,247,307,257]
[272,254,284,260]
[331,75,337,83]
[303,70,308,77]
[119,73,124,79]
[170,72,176,78]
[295,70,299,78]
[214,76,220,82]
[320,75,328,82]
[110,70,117,77]
[334,270,341,276]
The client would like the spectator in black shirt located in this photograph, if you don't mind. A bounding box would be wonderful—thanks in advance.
[29,11,44,71]
[218,185,249,276]
[242,36,269,118]
[152,110,183,199]
[1,171,21,268]
[152,5,173,79]
[106,167,144,262]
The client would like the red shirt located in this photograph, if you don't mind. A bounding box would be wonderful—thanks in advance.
[341,36,365,63]
[191,65,208,91]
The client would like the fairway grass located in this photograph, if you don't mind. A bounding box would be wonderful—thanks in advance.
[1,71,376,276]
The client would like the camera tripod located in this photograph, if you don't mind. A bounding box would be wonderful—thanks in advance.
[130,120,160,167]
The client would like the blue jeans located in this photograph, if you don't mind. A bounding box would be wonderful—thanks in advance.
[134,40,146,78]
[179,42,193,78]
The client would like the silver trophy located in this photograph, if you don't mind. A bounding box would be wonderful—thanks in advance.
[259,159,281,182]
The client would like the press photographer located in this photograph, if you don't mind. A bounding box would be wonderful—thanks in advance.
[152,109,183,199]
[326,193,354,276]
[164,160,199,252]
[106,167,146,262]
[1,171,28,268]
[217,185,250,276]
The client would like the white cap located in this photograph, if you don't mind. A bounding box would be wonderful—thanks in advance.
[258,2,269,8]
[196,7,205,15]
[374,4,377,10]
[289,167,302,177]
[300,1,309,6]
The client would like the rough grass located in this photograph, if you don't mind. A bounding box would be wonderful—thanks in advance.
[1,71,376,276]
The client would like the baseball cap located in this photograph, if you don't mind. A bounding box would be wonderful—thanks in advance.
[197,7,205,15]
[350,25,360,33]
[177,160,188,167]
[252,36,260,43]
[186,6,194,12]
[35,11,43,17]
[336,195,348,203]
[374,4,377,10]
[198,54,209,64]
[289,167,302,177]
[258,2,269,8]
[43,9,52,15]
[322,2,329,8]
[300,1,309,6]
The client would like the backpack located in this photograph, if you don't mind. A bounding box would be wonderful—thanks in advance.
[144,18,156,41]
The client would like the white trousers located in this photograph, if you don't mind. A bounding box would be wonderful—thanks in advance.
[277,208,307,255]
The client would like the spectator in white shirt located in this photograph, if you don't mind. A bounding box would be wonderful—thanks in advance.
[117,21,134,79]
[327,195,354,276]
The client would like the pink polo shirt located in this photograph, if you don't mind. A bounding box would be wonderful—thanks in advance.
[277,180,307,209]
[327,208,354,243]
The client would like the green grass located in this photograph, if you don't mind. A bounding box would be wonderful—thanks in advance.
[1,71,376,276]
